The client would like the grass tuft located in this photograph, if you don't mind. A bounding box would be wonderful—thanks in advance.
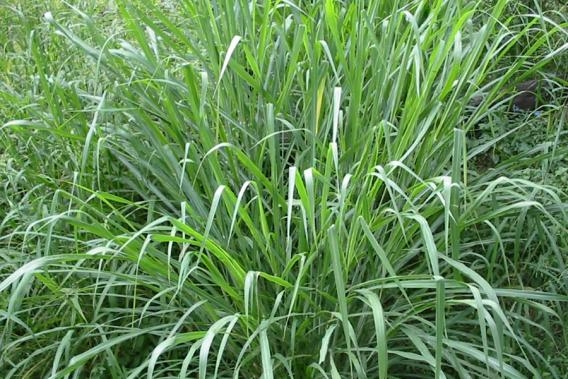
[1,0,567,377]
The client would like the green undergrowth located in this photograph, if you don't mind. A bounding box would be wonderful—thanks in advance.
[1,0,567,378]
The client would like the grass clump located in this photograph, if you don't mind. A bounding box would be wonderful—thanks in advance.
[1,0,567,378]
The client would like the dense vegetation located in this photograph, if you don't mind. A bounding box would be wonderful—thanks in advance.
[1,0,567,377]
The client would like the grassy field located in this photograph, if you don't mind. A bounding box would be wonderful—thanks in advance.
[1,0,567,378]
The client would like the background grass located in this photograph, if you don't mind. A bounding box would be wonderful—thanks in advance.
[1,0,567,378]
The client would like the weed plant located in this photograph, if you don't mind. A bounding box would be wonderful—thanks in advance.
[1,0,567,378]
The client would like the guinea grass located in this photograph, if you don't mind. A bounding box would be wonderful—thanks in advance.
[1,0,568,378]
